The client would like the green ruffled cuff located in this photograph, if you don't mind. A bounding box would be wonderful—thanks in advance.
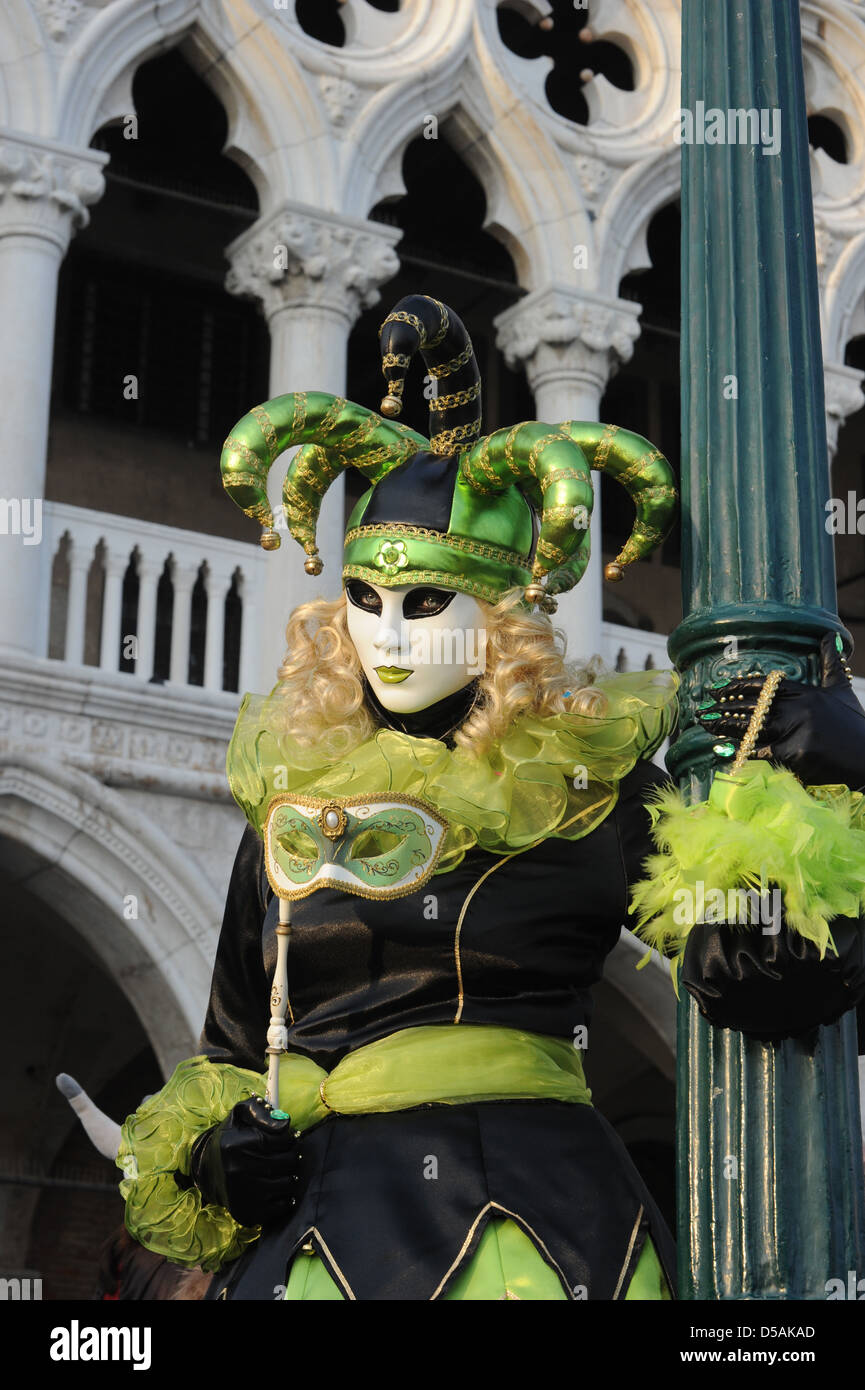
[629,761,865,985]
[117,1056,265,1272]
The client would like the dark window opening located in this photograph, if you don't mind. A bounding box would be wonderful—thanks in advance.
[90,49,259,211]
[48,535,71,662]
[153,563,173,682]
[224,573,242,693]
[844,337,865,375]
[50,46,269,547]
[836,336,865,633]
[295,0,346,47]
[53,252,270,448]
[119,556,140,675]
[613,200,682,568]
[371,133,519,286]
[808,114,848,165]
[497,0,633,126]
[84,543,106,666]
[188,567,207,687]
[52,48,268,455]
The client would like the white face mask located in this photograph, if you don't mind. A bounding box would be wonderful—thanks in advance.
[344,579,487,714]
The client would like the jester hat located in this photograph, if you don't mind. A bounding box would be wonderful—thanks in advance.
[220,294,677,609]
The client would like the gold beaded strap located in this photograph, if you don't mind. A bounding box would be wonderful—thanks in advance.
[729,669,785,775]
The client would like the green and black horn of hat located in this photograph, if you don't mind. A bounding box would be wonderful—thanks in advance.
[220,294,678,609]
[378,294,483,457]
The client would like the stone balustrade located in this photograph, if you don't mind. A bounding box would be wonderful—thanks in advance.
[43,502,266,694]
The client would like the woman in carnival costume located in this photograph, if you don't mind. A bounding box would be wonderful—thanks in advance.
[118,296,865,1301]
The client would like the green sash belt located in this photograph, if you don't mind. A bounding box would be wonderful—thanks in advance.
[118,1024,591,1272]
[275,1024,592,1133]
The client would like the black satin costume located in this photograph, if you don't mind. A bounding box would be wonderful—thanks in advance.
[197,687,865,1301]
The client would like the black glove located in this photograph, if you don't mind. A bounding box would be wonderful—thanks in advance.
[681,917,865,1043]
[696,632,865,788]
[190,1096,302,1228]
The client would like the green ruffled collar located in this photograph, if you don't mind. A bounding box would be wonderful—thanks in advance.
[227,670,679,870]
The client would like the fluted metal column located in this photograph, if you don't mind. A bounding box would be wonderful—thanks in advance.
[671,0,865,1298]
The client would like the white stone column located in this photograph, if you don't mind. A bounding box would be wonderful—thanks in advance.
[495,287,642,666]
[204,563,234,692]
[168,560,197,686]
[99,549,126,672]
[64,542,92,666]
[824,360,865,464]
[134,555,161,683]
[0,134,105,658]
[237,570,259,696]
[226,204,401,691]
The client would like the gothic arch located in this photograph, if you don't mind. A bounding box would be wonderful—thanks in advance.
[348,78,593,290]
[0,753,221,1077]
[593,144,681,298]
[286,0,475,84]
[802,0,865,207]
[46,0,331,212]
[823,230,865,362]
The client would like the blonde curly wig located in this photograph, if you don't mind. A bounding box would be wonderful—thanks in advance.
[273,588,605,760]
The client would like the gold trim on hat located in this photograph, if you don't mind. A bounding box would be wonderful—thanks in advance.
[344,522,528,568]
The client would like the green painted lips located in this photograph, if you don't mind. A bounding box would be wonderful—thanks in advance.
[374,665,413,684]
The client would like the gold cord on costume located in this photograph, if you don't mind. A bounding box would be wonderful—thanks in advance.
[729,670,785,774]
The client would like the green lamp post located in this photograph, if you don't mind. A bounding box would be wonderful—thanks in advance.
[670,0,865,1297]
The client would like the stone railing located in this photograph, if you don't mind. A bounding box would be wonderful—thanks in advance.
[601,622,670,674]
[43,503,265,693]
[38,527,865,715]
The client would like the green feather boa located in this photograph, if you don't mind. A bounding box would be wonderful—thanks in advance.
[630,761,865,981]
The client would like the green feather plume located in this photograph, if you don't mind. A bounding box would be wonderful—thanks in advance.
[629,761,865,978]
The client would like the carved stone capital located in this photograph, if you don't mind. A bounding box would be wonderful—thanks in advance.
[225,204,401,325]
[495,286,642,400]
[824,360,865,458]
[0,132,106,252]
